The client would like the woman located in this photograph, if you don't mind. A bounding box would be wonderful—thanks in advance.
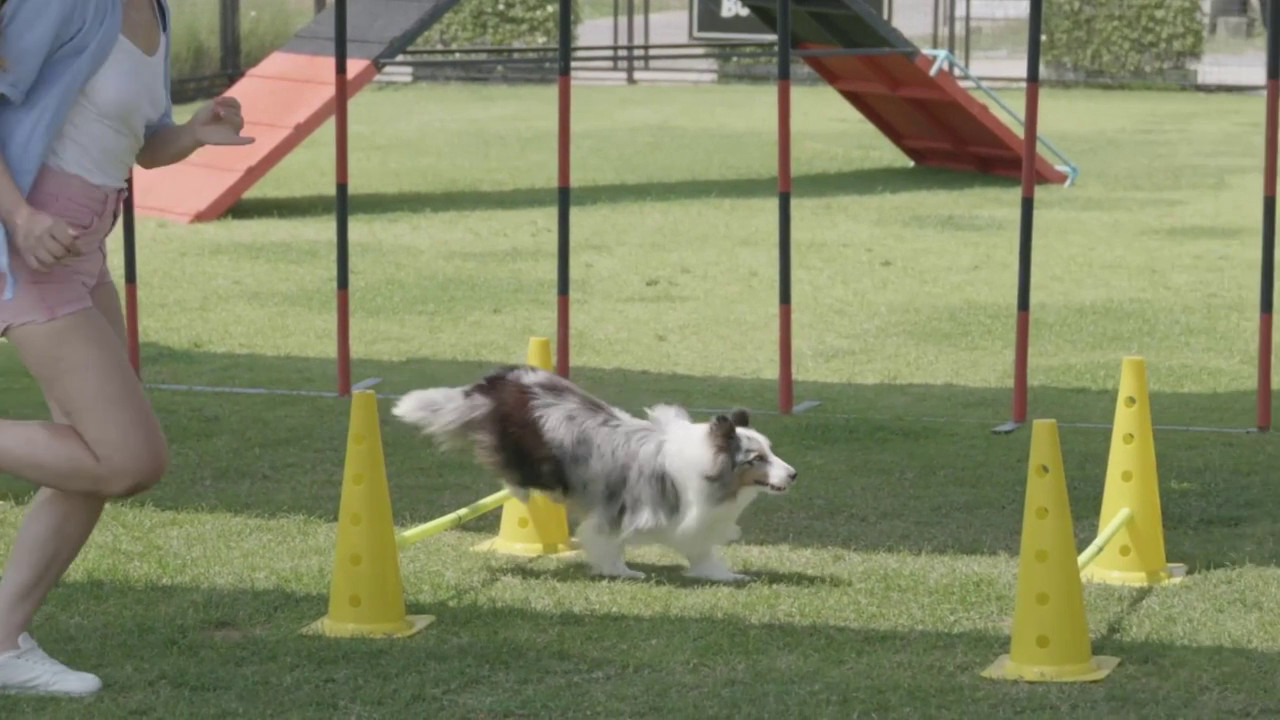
[0,0,253,696]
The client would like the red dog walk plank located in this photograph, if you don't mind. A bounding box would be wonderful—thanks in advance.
[132,0,465,223]
[131,54,377,223]
[798,43,1068,184]
[741,0,1073,186]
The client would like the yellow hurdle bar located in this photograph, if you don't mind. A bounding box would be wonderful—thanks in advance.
[396,490,512,548]
[1076,507,1134,571]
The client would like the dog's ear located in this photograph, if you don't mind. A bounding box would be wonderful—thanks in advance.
[729,407,750,428]
[710,414,737,443]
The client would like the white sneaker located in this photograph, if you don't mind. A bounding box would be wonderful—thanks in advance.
[0,633,101,696]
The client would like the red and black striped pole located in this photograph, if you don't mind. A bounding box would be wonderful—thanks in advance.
[777,0,794,415]
[1260,0,1278,432]
[123,171,140,377]
[334,0,352,396]
[995,0,1042,434]
[556,0,572,379]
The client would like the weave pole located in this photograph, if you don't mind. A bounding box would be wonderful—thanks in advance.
[993,0,1043,434]
[334,0,352,396]
[776,0,794,415]
[123,171,140,377]
[1259,0,1279,432]
[556,0,572,379]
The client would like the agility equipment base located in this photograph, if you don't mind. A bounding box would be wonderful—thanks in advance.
[302,388,435,639]
[981,418,1119,683]
[982,356,1185,682]
[306,336,578,637]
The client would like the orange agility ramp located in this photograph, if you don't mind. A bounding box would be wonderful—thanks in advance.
[133,0,463,223]
[741,0,1077,186]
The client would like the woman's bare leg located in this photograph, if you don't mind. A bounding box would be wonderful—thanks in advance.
[0,293,165,497]
[0,282,143,653]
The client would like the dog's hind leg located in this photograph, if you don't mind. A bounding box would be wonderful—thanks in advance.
[576,515,644,580]
[680,544,750,583]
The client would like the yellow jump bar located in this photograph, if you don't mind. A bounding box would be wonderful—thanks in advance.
[1076,507,1133,571]
[396,489,512,548]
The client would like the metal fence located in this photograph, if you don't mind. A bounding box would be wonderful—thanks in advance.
[174,0,1274,96]
[389,0,1276,90]
[170,0,329,103]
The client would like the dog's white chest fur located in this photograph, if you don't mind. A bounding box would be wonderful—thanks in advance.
[574,411,778,583]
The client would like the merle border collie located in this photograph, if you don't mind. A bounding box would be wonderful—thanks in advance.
[391,365,797,582]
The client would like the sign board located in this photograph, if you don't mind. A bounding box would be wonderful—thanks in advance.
[689,0,888,42]
[689,0,775,40]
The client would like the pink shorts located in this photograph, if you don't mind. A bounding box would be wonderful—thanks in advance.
[0,165,126,337]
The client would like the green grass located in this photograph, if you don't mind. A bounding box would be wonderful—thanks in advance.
[2,82,1280,716]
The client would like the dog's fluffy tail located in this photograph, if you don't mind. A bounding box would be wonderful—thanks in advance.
[392,386,492,445]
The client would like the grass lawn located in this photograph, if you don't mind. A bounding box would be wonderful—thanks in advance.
[2,81,1280,716]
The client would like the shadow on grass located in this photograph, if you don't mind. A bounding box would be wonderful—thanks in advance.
[224,165,1011,220]
[498,561,850,588]
[6,582,1278,717]
[1,345,1276,572]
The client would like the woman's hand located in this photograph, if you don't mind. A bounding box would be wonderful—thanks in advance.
[6,204,78,273]
[186,96,254,147]
[136,96,255,169]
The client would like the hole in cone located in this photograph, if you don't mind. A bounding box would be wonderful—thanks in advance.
[349,594,362,608]
[1035,506,1049,520]
[1035,634,1050,649]
[518,517,530,529]
[1121,470,1133,483]
[349,553,362,566]
[1035,592,1049,606]
[1034,550,1048,563]
[1124,396,1137,408]
[351,472,365,487]
[1034,464,1050,478]
[1119,544,1132,557]
[1122,433,1135,445]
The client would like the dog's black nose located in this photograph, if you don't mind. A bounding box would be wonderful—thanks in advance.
[789,469,798,481]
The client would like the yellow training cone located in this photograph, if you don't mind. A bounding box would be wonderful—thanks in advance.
[982,419,1119,683]
[473,337,577,557]
[527,335,553,372]
[303,390,434,638]
[1080,356,1186,587]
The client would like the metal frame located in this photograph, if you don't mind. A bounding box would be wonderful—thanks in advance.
[923,49,1079,187]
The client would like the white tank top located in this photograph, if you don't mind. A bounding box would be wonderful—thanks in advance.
[45,24,170,190]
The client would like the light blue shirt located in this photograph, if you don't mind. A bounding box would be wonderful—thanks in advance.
[0,0,175,301]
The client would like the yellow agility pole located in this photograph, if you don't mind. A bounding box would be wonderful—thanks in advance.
[472,337,577,557]
[303,390,434,639]
[1076,507,1133,572]
[396,489,512,549]
[1079,356,1185,587]
[980,419,1118,683]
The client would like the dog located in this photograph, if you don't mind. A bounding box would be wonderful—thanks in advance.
[391,365,797,582]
